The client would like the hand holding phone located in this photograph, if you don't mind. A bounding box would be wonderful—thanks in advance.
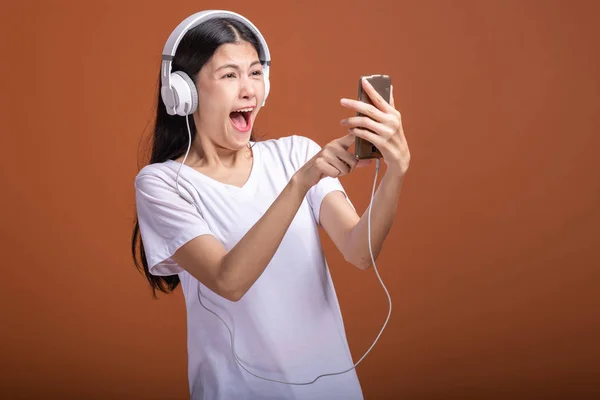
[354,74,392,160]
[341,74,410,177]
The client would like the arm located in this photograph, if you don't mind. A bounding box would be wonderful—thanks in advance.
[172,134,357,302]
[320,168,405,270]
[173,177,308,302]
[321,78,411,269]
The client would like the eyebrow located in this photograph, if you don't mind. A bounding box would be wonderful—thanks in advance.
[215,60,262,72]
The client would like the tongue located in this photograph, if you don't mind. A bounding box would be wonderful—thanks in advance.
[229,112,248,130]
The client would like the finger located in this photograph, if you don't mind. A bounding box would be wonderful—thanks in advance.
[340,98,388,123]
[349,127,385,149]
[390,85,395,108]
[319,160,345,178]
[336,132,356,150]
[334,147,359,171]
[322,148,354,175]
[362,78,396,113]
[341,116,393,138]
[330,156,352,176]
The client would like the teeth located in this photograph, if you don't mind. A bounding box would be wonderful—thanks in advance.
[234,107,253,113]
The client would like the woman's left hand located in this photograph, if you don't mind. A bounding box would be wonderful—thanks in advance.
[340,78,410,177]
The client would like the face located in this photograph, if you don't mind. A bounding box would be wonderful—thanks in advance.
[194,41,265,151]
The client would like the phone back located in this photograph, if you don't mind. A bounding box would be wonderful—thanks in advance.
[355,74,392,159]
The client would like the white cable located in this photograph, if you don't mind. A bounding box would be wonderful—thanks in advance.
[174,112,193,198]
[176,115,392,385]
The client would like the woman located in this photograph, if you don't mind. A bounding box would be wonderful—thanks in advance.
[131,11,410,400]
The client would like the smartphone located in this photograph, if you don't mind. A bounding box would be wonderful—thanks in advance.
[354,74,392,160]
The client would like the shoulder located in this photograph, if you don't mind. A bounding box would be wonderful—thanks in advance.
[134,161,179,193]
[134,161,200,219]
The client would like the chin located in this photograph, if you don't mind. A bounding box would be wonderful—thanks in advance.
[225,129,252,149]
[231,123,254,143]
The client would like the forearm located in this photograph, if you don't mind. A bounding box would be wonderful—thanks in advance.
[347,167,405,269]
[219,176,309,298]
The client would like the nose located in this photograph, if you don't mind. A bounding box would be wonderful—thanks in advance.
[239,76,256,100]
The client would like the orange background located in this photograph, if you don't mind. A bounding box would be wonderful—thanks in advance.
[1,0,599,398]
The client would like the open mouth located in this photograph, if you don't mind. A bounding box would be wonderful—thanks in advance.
[229,107,254,132]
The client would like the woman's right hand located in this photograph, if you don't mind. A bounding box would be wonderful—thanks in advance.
[292,133,370,192]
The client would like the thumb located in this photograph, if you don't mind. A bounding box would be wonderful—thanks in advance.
[338,132,356,149]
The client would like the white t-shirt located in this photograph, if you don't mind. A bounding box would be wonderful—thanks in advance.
[134,135,364,399]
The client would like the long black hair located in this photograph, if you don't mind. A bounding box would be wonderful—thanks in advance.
[132,18,263,297]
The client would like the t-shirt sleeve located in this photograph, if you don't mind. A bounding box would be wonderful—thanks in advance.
[134,171,214,276]
[292,135,356,226]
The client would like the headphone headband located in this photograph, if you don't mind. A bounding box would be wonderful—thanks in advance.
[160,10,271,115]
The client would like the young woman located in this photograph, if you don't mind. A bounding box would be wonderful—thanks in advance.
[131,11,410,400]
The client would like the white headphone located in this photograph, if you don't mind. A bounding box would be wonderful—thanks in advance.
[160,10,272,116]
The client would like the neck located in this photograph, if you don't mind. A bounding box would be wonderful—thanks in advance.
[181,130,251,170]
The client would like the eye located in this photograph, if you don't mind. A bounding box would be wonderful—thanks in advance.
[222,72,237,79]
[251,70,263,77]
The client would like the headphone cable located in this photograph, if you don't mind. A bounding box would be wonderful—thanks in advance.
[176,115,392,385]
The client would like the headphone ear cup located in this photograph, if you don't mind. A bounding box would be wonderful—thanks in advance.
[170,71,198,116]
